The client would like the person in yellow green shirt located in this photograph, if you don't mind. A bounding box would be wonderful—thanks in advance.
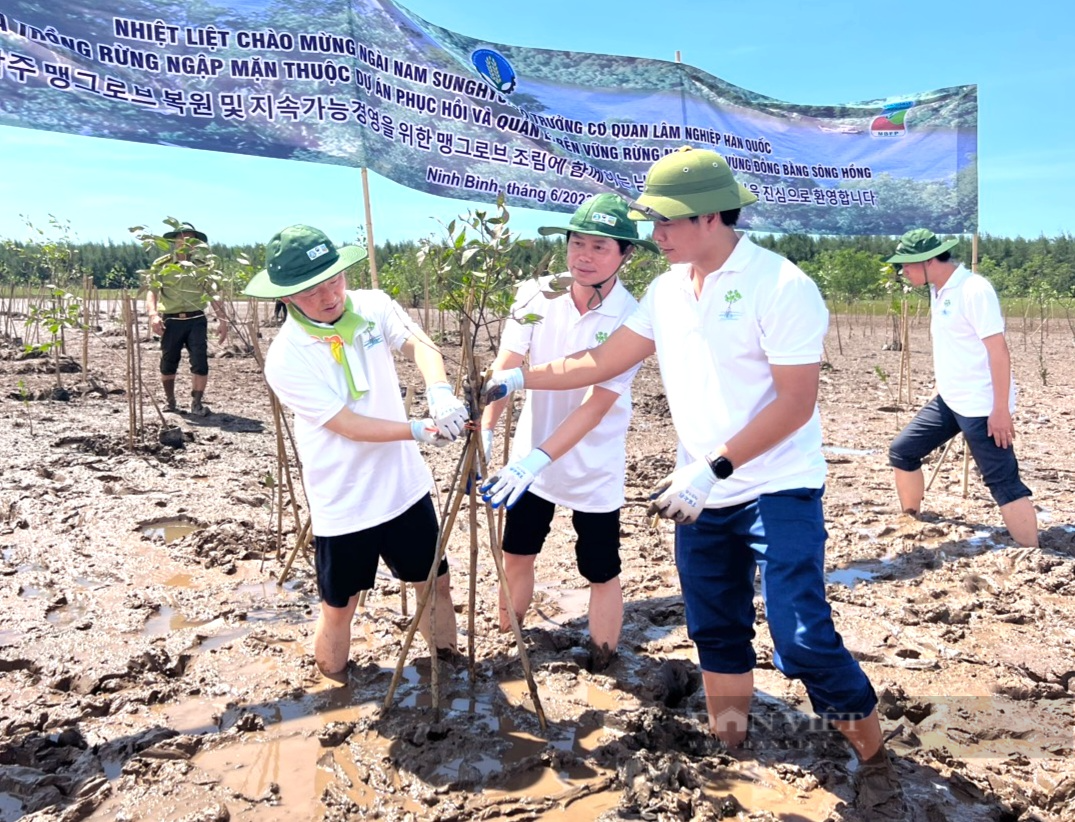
[144,222,228,416]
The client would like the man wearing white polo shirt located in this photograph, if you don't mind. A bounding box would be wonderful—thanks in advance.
[886,229,1036,547]
[479,194,657,672]
[483,148,903,817]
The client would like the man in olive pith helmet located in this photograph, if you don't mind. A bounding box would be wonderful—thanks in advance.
[886,228,1036,547]
[479,192,656,672]
[482,147,906,817]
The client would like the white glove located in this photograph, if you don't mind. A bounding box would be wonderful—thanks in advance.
[427,382,467,440]
[647,460,719,524]
[482,368,525,404]
[410,418,452,448]
[480,428,494,467]
[481,448,552,509]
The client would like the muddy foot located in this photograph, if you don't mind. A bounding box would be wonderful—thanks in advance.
[189,401,211,417]
[854,749,909,820]
[586,640,618,674]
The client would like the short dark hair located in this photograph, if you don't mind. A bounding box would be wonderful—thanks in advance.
[935,250,951,262]
[688,209,741,227]
[566,231,631,255]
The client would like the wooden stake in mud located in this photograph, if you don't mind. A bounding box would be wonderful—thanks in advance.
[121,292,136,451]
[381,428,548,731]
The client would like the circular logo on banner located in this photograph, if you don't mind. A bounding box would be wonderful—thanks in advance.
[471,48,517,95]
[870,101,913,139]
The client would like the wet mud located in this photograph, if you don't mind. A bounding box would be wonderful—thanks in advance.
[1,307,1073,821]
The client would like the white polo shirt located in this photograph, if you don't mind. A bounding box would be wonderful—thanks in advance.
[500,274,640,512]
[930,265,1015,417]
[264,289,433,536]
[625,234,828,507]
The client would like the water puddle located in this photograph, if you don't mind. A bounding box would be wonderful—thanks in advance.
[827,565,879,588]
[143,604,213,636]
[0,792,23,822]
[138,517,202,543]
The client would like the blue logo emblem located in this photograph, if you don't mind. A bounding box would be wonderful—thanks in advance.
[471,48,517,94]
[364,334,383,349]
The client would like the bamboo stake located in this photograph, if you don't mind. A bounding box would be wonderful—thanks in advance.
[81,274,90,376]
[924,436,958,494]
[361,167,380,289]
[961,437,971,498]
[121,293,136,451]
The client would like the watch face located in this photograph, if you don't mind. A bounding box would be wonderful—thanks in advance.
[713,456,734,479]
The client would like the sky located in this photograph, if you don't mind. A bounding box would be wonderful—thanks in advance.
[1,0,1073,247]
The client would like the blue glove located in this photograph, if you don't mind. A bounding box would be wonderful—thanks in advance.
[482,368,525,404]
[427,382,468,440]
[646,460,719,524]
[410,418,452,448]
[481,448,552,509]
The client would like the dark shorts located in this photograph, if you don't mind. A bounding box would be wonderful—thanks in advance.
[160,314,209,376]
[889,395,1032,506]
[501,491,621,584]
[314,495,448,608]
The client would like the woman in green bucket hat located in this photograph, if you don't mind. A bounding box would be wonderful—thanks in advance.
[478,193,657,672]
[244,224,468,679]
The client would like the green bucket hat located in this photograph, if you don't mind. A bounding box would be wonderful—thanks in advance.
[243,225,368,299]
[538,193,658,252]
[628,146,758,221]
[163,222,208,243]
[886,229,959,264]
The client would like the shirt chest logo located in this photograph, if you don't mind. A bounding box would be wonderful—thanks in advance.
[720,288,744,321]
[939,298,952,317]
[595,331,609,344]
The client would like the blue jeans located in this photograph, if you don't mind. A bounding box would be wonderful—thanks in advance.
[675,487,877,720]
[889,395,1031,506]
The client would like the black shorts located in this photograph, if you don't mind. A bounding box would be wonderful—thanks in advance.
[501,491,621,584]
[314,495,448,608]
[160,314,209,376]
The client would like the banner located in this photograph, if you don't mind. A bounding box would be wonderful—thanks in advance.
[0,2,978,235]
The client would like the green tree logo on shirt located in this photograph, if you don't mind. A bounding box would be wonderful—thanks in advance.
[723,289,743,318]
[941,297,952,317]
[595,331,609,344]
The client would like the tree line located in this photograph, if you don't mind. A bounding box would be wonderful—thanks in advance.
[2,226,1072,304]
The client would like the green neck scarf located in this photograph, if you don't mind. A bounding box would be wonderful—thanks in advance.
[287,296,371,399]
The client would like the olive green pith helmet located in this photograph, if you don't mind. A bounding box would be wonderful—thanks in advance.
[886,228,959,264]
[243,225,368,299]
[538,193,658,252]
[628,146,758,221]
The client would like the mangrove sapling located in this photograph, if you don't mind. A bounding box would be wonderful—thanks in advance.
[383,196,547,726]
[23,284,84,390]
[16,379,33,435]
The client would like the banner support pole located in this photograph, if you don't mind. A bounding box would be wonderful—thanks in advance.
[361,167,380,289]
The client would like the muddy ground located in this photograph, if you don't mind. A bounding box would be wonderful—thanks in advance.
[1,303,1073,822]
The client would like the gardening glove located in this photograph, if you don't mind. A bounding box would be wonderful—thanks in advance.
[481,368,525,404]
[410,418,452,448]
[647,460,719,524]
[481,448,552,510]
[427,382,468,441]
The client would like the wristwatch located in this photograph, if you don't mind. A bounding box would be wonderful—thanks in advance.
[706,454,734,480]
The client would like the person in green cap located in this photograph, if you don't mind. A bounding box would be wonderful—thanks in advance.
[144,222,229,416]
[886,229,1037,547]
[478,193,657,672]
[244,224,467,680]
[483,148,904,816]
